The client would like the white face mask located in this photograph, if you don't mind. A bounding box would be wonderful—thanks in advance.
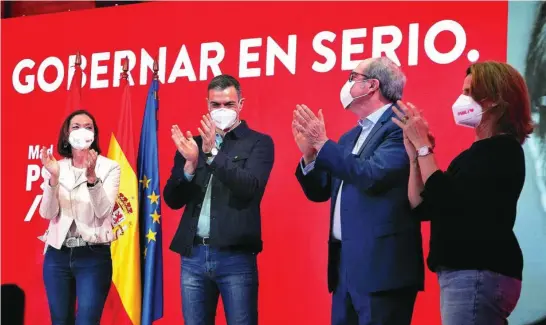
[340,80,370,109]
[210,108,238,130]
[68,128,94,150]
[451,94,484,128]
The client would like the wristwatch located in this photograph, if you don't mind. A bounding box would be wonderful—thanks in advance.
[416,145,434,158]
[87,178,100,187]
[205,147,218,158]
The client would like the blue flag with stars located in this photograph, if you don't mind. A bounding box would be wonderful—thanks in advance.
[137,78,163,324]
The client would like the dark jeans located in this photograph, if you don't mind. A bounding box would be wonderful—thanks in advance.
[43,245,112,325]
[181,244,259,325]
[437,268,521,325]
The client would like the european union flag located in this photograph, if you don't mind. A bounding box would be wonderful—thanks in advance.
[137,78,163,325]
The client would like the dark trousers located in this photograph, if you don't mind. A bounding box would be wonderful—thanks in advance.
[180,244,259,325]
[332,251,417,325]
[43,245,112,325]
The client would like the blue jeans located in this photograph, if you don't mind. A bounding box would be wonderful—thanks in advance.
[181,245,258,325]
[43,245,112,325]
[437,268,521,325]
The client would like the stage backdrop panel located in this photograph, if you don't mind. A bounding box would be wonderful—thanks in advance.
[1,2,508,324]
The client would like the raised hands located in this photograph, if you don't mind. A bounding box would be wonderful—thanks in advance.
[40,146,59,186]
[171,125,199,163]
[292,104,328,152]
[391,101,436,160]
[86,149,98,183]
[198,114,216,154]
[391,101,433,149]
[292,113,317,163]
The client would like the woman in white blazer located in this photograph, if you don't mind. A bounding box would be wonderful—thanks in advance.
[39,109,121,325]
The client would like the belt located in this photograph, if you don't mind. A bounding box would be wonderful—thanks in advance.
[193,236,210,246]
[63,237,110,248]
[63,237,88,248]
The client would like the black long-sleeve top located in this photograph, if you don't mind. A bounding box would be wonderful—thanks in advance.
[415,134,525,280]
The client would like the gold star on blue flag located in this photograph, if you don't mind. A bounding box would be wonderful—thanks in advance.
[137,77,163,324]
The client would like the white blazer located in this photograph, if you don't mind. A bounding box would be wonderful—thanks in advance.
[39,155,121,250]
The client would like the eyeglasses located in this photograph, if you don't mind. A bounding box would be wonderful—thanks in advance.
[349,71,368,82]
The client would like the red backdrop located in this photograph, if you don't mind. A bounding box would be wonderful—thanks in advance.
[1,2,508,324]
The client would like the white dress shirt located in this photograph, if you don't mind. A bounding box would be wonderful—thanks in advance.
[301,104,391,240]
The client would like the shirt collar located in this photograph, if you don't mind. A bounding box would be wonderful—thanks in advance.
[215,134,223,146]
[358,103,391,128]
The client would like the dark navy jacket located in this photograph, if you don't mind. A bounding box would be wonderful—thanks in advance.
[164,121,274,256]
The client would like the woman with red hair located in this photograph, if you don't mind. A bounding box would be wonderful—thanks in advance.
[392,61,534,325]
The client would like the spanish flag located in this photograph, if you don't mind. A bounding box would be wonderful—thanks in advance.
[106,58,142,325]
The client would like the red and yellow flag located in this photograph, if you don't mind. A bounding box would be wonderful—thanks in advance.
[106,58,142,325]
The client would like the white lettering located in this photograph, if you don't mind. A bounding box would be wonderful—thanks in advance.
[28,145,40,160]
[140,47,167,85]
[90,52,110,89]
[113,51,137,86]
[425,20,466,65]
[12,59,35,94]
[26,165,41,191]
[341,28,367,71]
[266,35,297,76]
[9,20,471,94]
[312,31,337,73]
[24,195,43,222]
[168,45,197,83]
[372,26,403,66]
[408,23,419,66]
[200,42,225,81]
[239,38,262,78]
[28,144,52,160]
[37,57,64,93]
[67,54,88,90]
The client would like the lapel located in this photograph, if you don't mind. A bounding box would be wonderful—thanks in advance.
[208,133,244,189]
[59,157,100,190]
[331,126,361,195]
[344,126,362,156]
[355,104,395,156]
[74,168,88,189]
[58,159,75,190]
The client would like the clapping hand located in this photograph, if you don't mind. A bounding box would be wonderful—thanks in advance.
[292,112,316,164]
[391,101,433,149]
[40,146,59,186]
[198,114,216,154]
[171,125,199,163]
[86,149,98,183]
[292,104,328,151]
[392,101,435,161]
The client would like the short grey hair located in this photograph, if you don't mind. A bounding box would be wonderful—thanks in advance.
[362,57,406,102]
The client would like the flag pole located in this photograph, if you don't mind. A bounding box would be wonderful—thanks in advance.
[65,50,83,115]
[75,50,82,67]
[153,57,158,80]
[153,57,159,129]
[122,56,129,81]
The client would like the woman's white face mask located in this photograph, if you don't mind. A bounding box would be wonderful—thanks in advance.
[451,94,485,128]
[68,128,94,150]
